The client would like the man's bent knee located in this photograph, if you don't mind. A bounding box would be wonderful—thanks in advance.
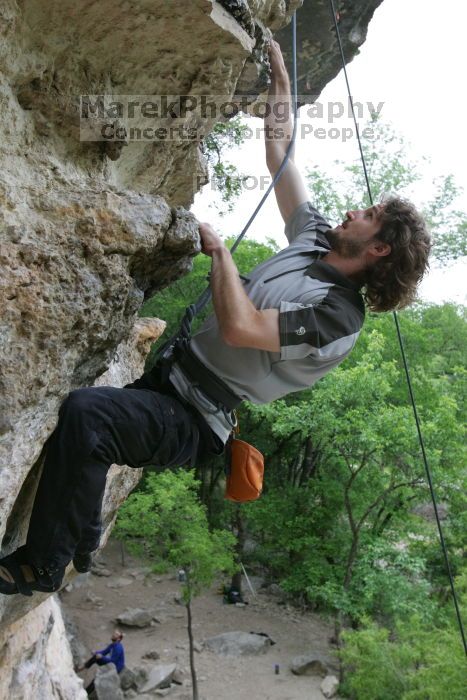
[60,387,103,416]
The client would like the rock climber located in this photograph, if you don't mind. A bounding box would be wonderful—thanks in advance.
[0,41,431,597]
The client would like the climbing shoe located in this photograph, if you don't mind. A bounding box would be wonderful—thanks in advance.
[0,548,65,596]
[73,551,94,574]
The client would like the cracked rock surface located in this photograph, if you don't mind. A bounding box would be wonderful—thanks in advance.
[276,0,384,100]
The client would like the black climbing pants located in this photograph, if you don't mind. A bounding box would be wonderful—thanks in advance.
[84,654,108,670]
[25,383,221,569]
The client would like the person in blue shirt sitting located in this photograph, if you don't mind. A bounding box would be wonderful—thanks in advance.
[78,629,125,691]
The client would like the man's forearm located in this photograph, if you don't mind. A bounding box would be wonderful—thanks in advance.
[198,222,280,352]
[265,52,294,169]
[210,246,258,345]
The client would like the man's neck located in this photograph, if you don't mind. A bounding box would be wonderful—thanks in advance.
[322,251,367,286]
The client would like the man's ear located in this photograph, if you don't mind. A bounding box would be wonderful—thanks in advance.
[369,239,391,258]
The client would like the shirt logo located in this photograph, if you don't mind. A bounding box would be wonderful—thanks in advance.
[296,326,306,336]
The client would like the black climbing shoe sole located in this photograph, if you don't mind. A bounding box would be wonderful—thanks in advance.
[0,549,65,596]
[73,552,93,573]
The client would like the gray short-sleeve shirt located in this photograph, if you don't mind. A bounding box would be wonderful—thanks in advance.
[170,202,365,441]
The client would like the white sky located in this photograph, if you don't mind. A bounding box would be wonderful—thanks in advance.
[193,0,466,304]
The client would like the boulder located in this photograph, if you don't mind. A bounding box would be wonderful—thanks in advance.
[94,664,124,700]
[92,567,113,578]
[321,674,340,698]
[85,592,103,606]
[204,631,272,656]
[69,573,91,589]
[116,608,154,628]
[266,583,284,597]
[106,577,133,589]
[127,566,152,578]
[290,653,329,677]
[142,649,161,661]
[138,664,177,694]
[412,501,448,521]
[132,666,149,690]
[171,668,185,685]
[118,667,137,692]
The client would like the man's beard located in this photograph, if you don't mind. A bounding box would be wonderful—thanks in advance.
[326,228,369,259]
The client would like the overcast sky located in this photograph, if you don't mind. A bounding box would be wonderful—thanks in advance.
[193,0,466,304]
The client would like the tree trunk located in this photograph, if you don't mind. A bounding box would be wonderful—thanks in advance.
[186,600,198,700]
[230,505,246,593]
[198,463,208,505]
[231,570,242,592]
[343,532,359,590]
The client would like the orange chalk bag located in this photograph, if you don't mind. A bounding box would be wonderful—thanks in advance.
[224,418,264,503]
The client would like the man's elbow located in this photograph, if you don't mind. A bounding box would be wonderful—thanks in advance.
[266,147,294,174]
[265,151,278,174]
[222,314,273,349]
[221,322,248,348]
[266,153,284,175]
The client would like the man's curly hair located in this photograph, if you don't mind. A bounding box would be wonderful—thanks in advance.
[364,196,431,312]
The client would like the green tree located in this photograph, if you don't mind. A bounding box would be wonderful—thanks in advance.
[339,577,467,700]
[114,470,236,700]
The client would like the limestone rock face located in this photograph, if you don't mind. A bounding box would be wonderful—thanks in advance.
[0,595,87,700]
[0,195,189,544]
[0,317,165,629]
[0,318,164,696]
[0,0,285,571]
[0,1,382,696]
[276,0,384,99]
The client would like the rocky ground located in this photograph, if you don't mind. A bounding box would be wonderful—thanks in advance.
[61,538,342,700]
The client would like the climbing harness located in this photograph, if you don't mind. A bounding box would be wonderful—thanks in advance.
[328,0,466,655]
